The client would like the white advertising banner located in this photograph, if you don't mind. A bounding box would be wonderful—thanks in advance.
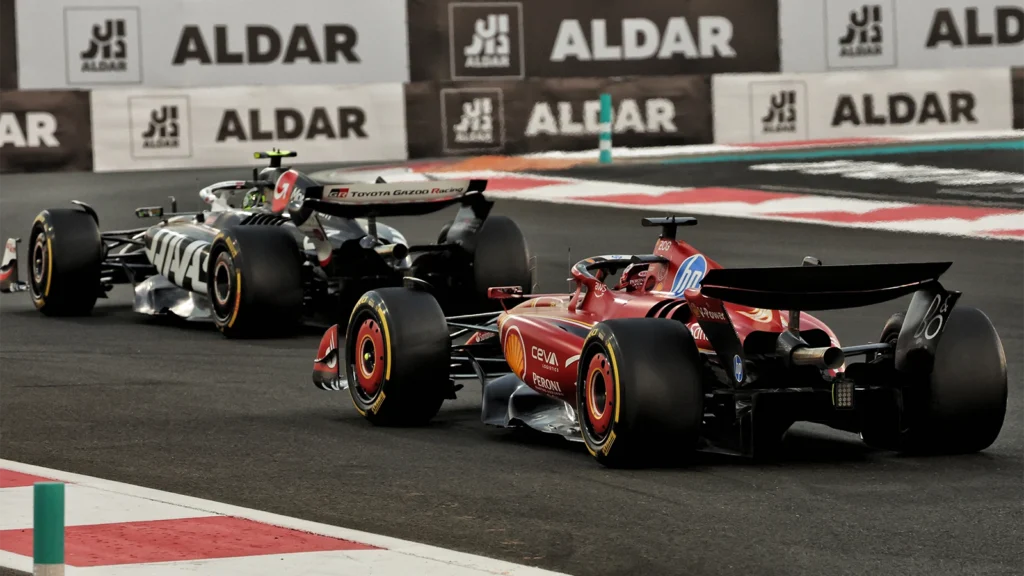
[15,0,409,89]
[779,0,1024,72]
[90,84,408,172]
[712,68,1013,144]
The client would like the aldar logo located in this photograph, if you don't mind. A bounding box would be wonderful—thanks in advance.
[838,5,883,57]
[831,92,977,127]
[129,96,192,159]
[525,98,677,137]
[442,88,505,154]
[761,90,797,134]
[141,106,180,149]
[824,0,894,69]
[925,7,1023,48]
[749,81,807,142]
[81,19,127,72]
[449,2,524,80]
[63,8,141,84]
[0,112,59,148]
[464,14,510,69]
[171,24,359,65]
[454,98,495,144]
[215,107,368,142]
[549,17,737,62]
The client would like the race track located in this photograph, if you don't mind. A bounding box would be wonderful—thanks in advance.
[1,161,1022,576]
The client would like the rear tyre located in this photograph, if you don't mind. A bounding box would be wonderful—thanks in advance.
[346,288,450,426]
[900,307,1007,454]
[410,215,532,315]
[469,216,533,311]
[28,208,102,316]
[860,308,1007,454]
[207,226,304,338]
[577,319,704,468]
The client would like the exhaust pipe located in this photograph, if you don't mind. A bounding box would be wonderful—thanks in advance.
[374,243,409,261]
[791,346,845,370]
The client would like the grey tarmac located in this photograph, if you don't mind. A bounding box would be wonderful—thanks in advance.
[0,164,1021,576]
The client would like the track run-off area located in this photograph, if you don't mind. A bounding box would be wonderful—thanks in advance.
[1,138,1022,576]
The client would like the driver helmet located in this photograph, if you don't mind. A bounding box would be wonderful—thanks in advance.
[615,263,649,292]
[241,167,279,209]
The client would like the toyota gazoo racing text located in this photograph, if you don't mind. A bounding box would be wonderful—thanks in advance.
[308,216,1006,467]
[0,150,533,337]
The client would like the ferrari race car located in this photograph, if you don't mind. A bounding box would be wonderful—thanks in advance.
[0,150,533,337]
[310,216,1007,467]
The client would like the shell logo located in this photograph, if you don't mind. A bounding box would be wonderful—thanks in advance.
[503,326,527,379]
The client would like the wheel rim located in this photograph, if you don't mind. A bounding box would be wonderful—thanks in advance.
[31,234,47,286]
[213,259,233,306]
[584,352,615,438]
[211,251,237,323]
[354,318,385,397]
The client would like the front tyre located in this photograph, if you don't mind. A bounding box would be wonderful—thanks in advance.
[577,319,704,468]
[28,208,102,316]
[346,288,450,426]
[207,226,304,338]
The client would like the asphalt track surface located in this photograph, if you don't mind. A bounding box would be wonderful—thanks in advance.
[549,147,1024,210]
[1,159,1022,576]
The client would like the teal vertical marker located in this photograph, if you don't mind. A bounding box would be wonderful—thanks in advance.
[598,93,612,164]
[34,482,65,576]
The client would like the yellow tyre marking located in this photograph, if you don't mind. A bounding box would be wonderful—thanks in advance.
[44,231,53,298]
[606,345,621,423]
[379,312,392,381]
[370,391,386,415]
[227,271,242,328]
[600,431,617,456]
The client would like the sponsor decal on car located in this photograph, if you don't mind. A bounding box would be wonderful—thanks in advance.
[691,304,728,323]
[670,254,707,296]
[532,372,562,394]
[531,345,559,372]
[145,228,210,293]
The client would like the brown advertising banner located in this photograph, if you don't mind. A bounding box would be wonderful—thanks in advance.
[405,75,711,158]
[408,0,780,82]
[1,91,94,173]
[1013,67,1023,130]
[0,0,17,89]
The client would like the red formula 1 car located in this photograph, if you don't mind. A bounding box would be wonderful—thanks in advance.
[310,217,1008,467]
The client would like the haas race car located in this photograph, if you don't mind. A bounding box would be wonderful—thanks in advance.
[0,150,533,337]
[311,216,1007,468]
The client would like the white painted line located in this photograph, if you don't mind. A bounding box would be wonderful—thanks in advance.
[0,484,208,530]
[0,460,570,576]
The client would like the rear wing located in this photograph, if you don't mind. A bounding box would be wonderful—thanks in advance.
[300,179,489,219]
[698,262,952,311]
[692,260,961,380]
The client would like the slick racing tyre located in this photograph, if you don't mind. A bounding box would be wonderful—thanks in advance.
[576,319,704,468]
[470,216,533,311]
[862,308,1007,454]
[346,288,450,426]
[207,226,304,338]
[410,216,532,315]
[28,208,102,316]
